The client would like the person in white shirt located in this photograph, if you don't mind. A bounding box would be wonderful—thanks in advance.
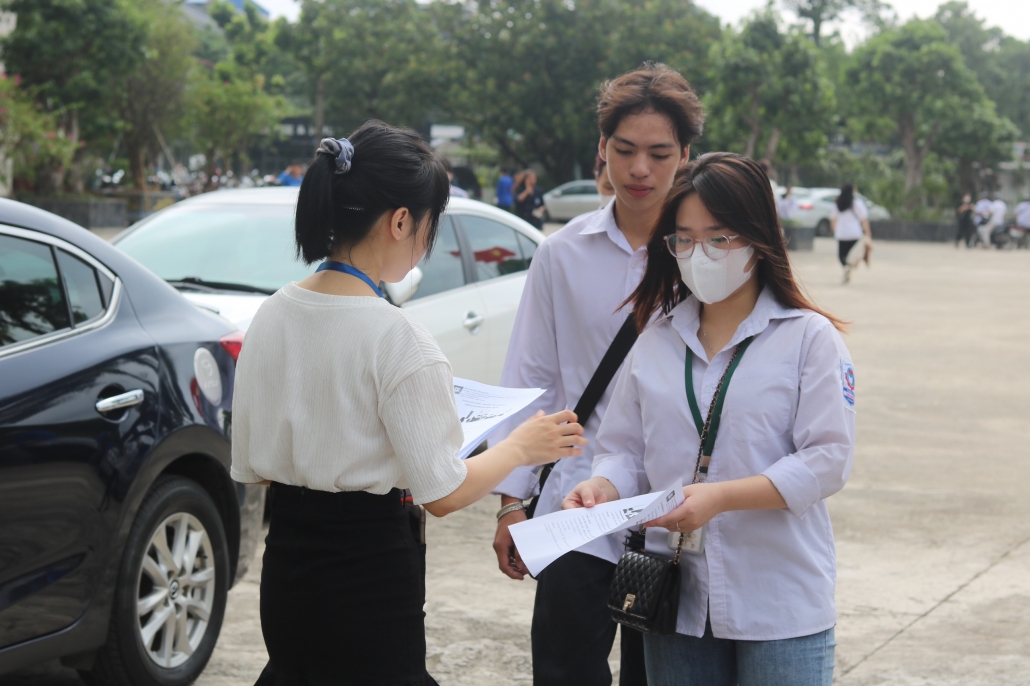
[564,153,854,686]
[490,64,704,686]
[980,196,1008,248]
[1016,196,1030,229]
[777,186,798,224]
[974,192,993,245]
[829,184,872,283]
[231,121,586,685]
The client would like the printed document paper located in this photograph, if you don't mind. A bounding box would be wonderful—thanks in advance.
[453,378,545,459]
[509,482,685,576]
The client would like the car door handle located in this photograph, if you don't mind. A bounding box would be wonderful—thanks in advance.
[463,311,484,330]
[96,389,144,414]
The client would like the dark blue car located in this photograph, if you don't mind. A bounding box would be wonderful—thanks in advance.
[0,200,264,685]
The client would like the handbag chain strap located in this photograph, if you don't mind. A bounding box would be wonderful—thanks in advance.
[673,340,750,565]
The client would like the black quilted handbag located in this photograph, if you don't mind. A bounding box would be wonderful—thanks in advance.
[606,338,752,635]
[607,533,683,634]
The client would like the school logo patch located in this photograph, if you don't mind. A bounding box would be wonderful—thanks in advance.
[840,359,856,411]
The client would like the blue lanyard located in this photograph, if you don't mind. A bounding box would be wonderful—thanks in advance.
[315,261,385,298]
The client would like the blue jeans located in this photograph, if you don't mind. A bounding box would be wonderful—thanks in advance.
[643,618,835,686]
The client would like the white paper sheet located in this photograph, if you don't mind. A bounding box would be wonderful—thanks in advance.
[453,378,545,459]
[508,482,686,576]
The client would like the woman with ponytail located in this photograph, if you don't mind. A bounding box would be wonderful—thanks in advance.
[564,153,854,685]
[231,120,586,685]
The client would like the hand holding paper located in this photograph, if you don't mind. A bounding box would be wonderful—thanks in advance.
[453,378,545,459]
[508,482,685,576]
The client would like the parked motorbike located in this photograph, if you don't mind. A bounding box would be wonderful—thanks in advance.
[991,221,1030,250]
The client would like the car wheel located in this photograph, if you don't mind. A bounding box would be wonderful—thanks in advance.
[816,219,831,237]
[82,476,229,686]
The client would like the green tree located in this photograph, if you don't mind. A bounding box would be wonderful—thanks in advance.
[188,68,282,189]
[782,0,892,46]
[435,0,719,182]
[705,12,835,171]
[1,0,145,192]
[0,77,78,193]
[277,0,443,137]
[116,0,197,189]
[844,19,988,207]
[935,1,1030,139]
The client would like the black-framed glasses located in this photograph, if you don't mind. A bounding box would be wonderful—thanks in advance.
[663,233,751,261]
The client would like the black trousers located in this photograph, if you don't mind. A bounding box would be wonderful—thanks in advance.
[837,239,858,266]
[532,551,648,686]
[256,484,437,686]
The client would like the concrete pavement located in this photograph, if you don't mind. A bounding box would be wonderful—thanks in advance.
[4,237,1029,684]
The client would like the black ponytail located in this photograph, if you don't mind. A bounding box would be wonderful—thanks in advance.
[835,183,855,213]
[295,120,450,264]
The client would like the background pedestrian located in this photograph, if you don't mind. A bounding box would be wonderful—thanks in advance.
[830,183,872,284]
[496,167,515,211]
[513,169,544,229]
[956,194,976,248]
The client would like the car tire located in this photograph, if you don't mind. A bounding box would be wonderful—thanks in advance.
[81,476,229,686]
[816,219,831,237]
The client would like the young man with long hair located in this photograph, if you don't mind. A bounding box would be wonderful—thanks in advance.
[489,64,704,686]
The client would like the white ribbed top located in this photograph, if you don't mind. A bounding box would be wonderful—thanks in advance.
[230,282,468,505]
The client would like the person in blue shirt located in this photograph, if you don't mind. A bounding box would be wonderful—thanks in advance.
[496,168,515,211]
[277,162,304,187]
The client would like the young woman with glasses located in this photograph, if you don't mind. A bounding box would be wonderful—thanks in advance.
[563,153,855,686]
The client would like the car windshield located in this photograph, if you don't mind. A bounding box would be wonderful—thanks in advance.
[115,203,310,292]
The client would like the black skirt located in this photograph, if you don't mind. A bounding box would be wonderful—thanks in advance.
[256,483,438,686]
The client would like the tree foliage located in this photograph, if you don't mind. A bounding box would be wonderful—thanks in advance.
[844,19,990,207]
[705,12,835,172]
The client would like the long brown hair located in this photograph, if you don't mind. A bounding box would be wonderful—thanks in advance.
[629,152,846,333]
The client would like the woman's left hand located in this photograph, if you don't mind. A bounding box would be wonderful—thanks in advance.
[644,483,724,532]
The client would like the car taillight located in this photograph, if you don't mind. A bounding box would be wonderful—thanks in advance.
[798,202,814,210]
[220,331,245,362]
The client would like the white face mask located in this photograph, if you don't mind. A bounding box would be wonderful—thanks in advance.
[678,244,755,304]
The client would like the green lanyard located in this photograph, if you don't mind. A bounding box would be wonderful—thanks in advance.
[685,336,755,462]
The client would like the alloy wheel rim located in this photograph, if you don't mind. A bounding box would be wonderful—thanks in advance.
[136,512,216,668]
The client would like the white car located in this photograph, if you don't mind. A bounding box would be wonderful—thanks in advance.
[791,187,891,236]
[113,188,545,385]
[542,180,602,222]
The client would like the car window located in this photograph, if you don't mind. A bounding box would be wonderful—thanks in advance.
[459,215,532,280]
[821,194,837,203]
[563,184,597,196]
[413,216,465,300]
[517,233,538,267]
[115,203,308,292]
[0,234,71,346]
[56,249,105,324]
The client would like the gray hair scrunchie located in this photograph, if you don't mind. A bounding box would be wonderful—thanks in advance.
[317,137,354,174]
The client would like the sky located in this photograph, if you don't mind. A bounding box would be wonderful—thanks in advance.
[257,0,1030,43]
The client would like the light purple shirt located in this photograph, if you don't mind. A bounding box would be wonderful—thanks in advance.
[592,289,856,640]
[492,201,647,562]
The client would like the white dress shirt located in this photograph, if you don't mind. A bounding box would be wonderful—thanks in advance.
[493,200,647,562]
[592,289,856,640]
[990,199,1007,225]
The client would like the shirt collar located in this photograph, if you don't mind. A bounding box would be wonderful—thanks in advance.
[578,199,638,256]
[669,287,805,359]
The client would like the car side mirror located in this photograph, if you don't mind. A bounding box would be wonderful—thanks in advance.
[383,266,423,306]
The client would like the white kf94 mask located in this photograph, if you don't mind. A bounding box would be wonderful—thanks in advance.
[678,244,755,304]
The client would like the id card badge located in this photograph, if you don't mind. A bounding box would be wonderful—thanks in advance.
[668,526,705,555]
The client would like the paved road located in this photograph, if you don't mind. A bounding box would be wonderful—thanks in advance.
[4,238,1029,684]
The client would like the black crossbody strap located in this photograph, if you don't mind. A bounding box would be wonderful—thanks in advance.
[525,312,639,518]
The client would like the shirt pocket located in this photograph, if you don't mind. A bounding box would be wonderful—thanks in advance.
[726,364,798,442]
